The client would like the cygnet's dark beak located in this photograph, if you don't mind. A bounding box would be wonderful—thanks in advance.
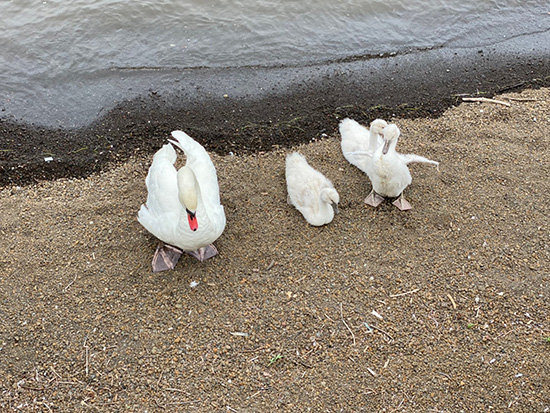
[382,140,391,155]
[331,202,339,214]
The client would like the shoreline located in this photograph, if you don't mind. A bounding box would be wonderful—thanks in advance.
[1,33,549,187]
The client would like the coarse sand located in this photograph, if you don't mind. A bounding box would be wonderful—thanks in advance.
[0,88,548,411]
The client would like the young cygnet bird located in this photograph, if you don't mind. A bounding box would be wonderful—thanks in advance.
[285,152,339,226]
[366,123,439,210]
[339,118,388,175]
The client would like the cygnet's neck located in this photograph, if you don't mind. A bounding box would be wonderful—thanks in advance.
[368,131,380,153]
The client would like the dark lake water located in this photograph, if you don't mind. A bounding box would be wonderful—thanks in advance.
[1,0,549,126]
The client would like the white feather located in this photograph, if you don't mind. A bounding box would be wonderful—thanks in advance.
[368,124,439,198]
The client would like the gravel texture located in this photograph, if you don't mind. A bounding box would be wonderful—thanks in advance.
[0,88,549,411]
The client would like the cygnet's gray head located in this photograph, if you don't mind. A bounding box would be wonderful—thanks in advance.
[381,124,400,155]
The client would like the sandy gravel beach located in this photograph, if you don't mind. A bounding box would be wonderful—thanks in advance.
[0,88,549,411]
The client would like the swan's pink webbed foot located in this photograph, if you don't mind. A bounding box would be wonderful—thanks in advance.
[186,244,219,262]
[392,194,412,211]
[152,243,183,272]
[364,190,385,207]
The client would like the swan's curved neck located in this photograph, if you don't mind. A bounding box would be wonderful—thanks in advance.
[177,166,200,211]
[382,137,399,155]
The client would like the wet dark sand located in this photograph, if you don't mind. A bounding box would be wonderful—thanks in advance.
[1,34,550,187]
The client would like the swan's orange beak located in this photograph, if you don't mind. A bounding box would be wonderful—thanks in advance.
[186,209,198,231]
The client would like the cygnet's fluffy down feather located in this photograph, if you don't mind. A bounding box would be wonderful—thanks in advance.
[367,123,439,210]
[285,152,339,226]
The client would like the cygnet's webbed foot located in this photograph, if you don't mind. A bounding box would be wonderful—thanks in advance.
[186,244,219,262]
[152,243,183,272]
[364,190,385,207]
[392,194,412,211]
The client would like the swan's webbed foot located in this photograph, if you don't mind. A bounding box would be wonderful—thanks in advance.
[392,194,412,211]
[186,244,219,262]
[364,190,385,207]
[152,243,183,272]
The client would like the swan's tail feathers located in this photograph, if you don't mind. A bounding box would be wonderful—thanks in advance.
[168,130,210,161]
[170,130,194,147]
[402,153,439,169]
[153,142,177,164]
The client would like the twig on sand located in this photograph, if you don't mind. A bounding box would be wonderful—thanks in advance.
[340,303,356,346]
[366,367,377,377]
[168,400,200,406]
[84,344,89,376]
[447,294,457,309]
[289,358,313,369]
[49,366,62,380]
[504,97,538,102]
[240,346,269,353]
[462,97,511,107]
[370,325,394,341]
[63,274,78,292]
[156,370,164,388]
[494,328,518,341]
[162,387,190,394]
[390,288,420,298]
[324,313,336,322]
[265,260,275,271]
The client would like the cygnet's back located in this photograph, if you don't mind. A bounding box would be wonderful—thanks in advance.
[285,152,339,226]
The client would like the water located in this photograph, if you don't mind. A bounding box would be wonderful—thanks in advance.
[1,0,549,126]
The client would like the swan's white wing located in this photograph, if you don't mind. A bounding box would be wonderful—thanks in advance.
[339,118,384,173]
[138,144,181,241]
[339,119,371,170]
[400,153,439,167]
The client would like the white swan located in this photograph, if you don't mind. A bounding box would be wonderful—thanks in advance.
[339,118,388,174]
[138,130,226,272]
[286,152,339,226]
[366,123,439,210]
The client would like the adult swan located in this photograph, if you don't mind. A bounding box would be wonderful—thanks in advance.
[138,131,226,272]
